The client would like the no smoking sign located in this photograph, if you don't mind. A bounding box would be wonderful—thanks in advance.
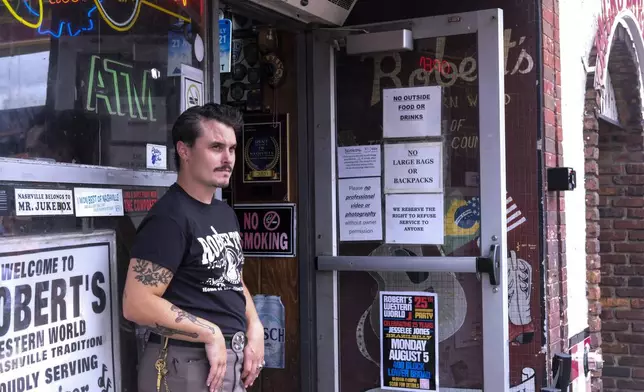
[263,211,280,231]
[234,203,296,258]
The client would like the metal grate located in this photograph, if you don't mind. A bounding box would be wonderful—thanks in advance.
[326,0,356,11]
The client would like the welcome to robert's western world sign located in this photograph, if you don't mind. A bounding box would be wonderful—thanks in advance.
[0,232,119,392]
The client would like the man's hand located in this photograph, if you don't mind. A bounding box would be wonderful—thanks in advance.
[205,326,228,392]
[241,319,265,388]
[123,258,229,391]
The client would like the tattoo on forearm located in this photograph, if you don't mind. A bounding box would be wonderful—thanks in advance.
[149,323,199,339]
[171,305,217,335]
[132,259,173,287]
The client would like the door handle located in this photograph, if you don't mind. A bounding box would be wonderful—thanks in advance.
[476,244,501,287]
[316,243,501,287]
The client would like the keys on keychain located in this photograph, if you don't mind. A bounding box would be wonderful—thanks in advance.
[155,344,171,392]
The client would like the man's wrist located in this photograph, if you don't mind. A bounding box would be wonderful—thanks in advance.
[202,323,221,344]
[247,315,262,328]
[246,317,263,339]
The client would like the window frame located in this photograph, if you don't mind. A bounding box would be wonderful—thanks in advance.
[0,0,217,188]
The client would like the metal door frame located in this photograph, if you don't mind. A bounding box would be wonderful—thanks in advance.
[312,9,508,392]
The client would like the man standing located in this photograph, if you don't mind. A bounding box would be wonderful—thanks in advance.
[123,103,264,392]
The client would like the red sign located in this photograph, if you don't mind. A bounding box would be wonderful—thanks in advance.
[123,190,158,213]
[419,56,453,75]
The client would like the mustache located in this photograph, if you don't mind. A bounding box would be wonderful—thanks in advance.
[215,166,232,172]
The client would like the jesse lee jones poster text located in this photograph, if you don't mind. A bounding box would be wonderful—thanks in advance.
[380,291,438,391]
[0,242,116,392]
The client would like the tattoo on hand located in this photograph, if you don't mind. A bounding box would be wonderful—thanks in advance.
[149,323,199,339]
[171,305,217,335]
[132,259,173,287]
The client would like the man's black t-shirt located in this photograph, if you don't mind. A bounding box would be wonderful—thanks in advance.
[130,183,246,335]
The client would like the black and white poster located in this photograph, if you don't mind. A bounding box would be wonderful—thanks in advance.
[338,177,383,242]
[382,86,442,138]
[337,146,382,179]
[385,193,444,245]
[0,231,120,392]
[0,187,10,217]
[14,189,74,217]
[384,142,443,194]
[380,291,439,391]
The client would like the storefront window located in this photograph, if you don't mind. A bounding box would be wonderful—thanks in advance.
[1,0,206,171]
[1,2,208,391]
[0,180,168,391]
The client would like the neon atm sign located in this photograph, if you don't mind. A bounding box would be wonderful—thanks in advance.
[84,55,158,122]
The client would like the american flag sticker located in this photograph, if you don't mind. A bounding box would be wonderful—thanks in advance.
[507,195,527,233]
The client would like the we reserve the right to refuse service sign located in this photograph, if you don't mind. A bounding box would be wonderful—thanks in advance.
[380,291,439,391]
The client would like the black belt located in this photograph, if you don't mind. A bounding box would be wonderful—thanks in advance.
[148,332,247,352]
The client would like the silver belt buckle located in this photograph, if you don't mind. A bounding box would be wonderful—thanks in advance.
[231,331,246,353]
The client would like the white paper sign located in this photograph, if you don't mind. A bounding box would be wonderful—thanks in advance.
[74,188,124,217]
[338,177,383,241]
[146,143,167,170]
[385,193,444,245]
[180,64,204,113]
[338,145,381,178]
[0,232,118,392]
[14,189,74,216]
[383,86,442,138]
[384,142,442,193]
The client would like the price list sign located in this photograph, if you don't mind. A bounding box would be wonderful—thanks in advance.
[380,291,438,391]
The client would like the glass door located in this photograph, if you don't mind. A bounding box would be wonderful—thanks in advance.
[313,9,508,392]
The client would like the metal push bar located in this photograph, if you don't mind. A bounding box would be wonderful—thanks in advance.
[316,244,501,286]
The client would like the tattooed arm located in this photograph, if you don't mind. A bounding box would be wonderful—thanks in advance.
[124,258,228,391]
[122,258,222,343]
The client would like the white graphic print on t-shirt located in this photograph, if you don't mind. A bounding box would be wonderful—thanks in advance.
[196,226,244,293]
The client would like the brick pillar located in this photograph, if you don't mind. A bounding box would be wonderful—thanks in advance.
[587,24,644,392]
[598,128,644,392]
[543,0,567,381]
[584,72,603,392]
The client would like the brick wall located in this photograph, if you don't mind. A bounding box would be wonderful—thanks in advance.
[585,24,644,392]
[584,70,603,392]
[543,0,568,380]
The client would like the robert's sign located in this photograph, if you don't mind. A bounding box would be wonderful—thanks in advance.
[234,203,296,258]
[0,231,119,392]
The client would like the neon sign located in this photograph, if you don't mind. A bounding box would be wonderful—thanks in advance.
[419,56,453,75]
[48,0,89,4]
[43,6,97,37]
[17,0,96,37]
[90,0,189,32]
[3,0,191,36]
[84,55,158,122]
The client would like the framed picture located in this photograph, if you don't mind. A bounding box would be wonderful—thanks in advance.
[233,113,289,203]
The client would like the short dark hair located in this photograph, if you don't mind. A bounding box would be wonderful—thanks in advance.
[172,103,243,169]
